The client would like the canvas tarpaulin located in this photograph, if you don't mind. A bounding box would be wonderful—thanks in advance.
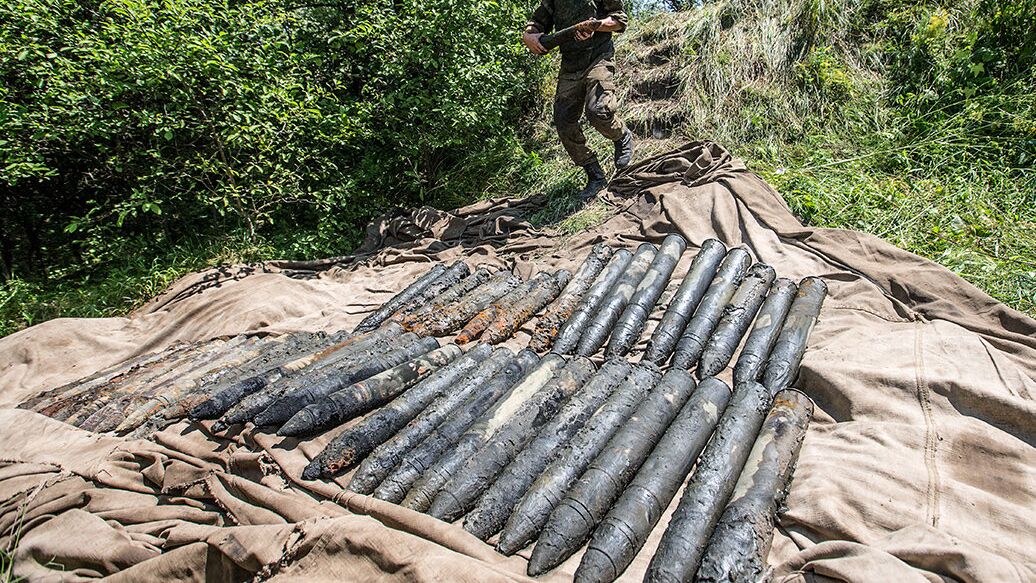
[0,142,1033,582]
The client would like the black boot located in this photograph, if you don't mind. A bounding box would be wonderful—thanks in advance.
[578,160,607,200]
[614,128,634,169]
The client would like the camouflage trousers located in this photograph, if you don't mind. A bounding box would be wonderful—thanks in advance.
[554,57,628,167]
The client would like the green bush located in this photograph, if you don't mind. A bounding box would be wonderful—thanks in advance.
[0,0,547,335]
[0,0,544,278]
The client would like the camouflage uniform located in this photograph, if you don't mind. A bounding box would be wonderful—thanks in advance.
[527,0,630,167]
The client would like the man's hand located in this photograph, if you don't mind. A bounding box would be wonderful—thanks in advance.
[522,31,547,55]
[575,18,603,41]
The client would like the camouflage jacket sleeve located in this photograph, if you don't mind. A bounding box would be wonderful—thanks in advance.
[598,0,628,31]
[526,0,554,34]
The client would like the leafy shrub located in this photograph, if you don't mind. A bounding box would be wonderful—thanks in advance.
[0,0,545,280]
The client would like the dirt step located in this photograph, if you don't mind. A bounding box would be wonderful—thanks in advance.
[629,71,681,101]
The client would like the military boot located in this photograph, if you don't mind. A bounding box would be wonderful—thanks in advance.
[614,128,634,169]
[578,160,607,200]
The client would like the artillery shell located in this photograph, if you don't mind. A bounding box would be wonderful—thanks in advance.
[466,359,631,542]
[278,343,462,436]
[283,343,489,440]
[575,377,731,583]
[670,247,753,369]
[372,350,538,503]
[696,389,813,583]
[552,249,633,355]
[408,271,522,337]
[190,326,391,420]
[338,347,513,487]
[527,368,697,576]
[644,380,772,583]
[386,261,471,321]
[406,353,563,514]
[253,335,438,428]
[642,239,727,365]
[73,336,247,429]
[606,234,687,357]
[22,341,194,412]
[456,272,551,344]
[698,263,777,378]
[51,339,221,423]
[530,244,614,352]
[762,277,827,394]
[496,363,661,556]
[575,243,658,357]
[398,268,493,327]
[354,263,448,333]
[115,336,271,433]
[432,357,595,525]
[212,332,409,431]
[480,269,572,345]
[733,279,797,385]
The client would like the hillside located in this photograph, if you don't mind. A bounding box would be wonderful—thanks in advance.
[518,0,1035,315]
[0,0,1032,336]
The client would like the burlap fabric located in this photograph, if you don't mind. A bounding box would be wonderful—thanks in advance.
[1,142,1033,582]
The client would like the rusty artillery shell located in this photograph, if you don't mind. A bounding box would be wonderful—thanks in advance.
[278,343,462,436]
[480,269,572,345]
[398,268,493,327]
[762,277,827,394]
[696,389,813,583]
[190,326,390,421]
[22,339,198,412]
[733,279,797,385]
[386,261,471,321]
[50,338,223,423]
[527,368,697,576]
[115,335,272,433]
[372,350,538,503]
[408,271,522,337]
[84,336,257,432]
[642,239,728,365]
[576,243,658,357]
[575,377,731,583]
[339,347,513,487]
[73,336,247,429]
[530,244,614,352]
[698,263,777,379]
[496,363,662,556]
[126,333,327,437]
[467,359,631,542]
[456,272,552,344]
[212,331,411,432]
[606,234,687,358]
[552,249,633,355]
[405,353,564,514]
[253,335,439,428]
[670,247,753,369]
[433,357,596,525]
[644,380,772,583]
[354,263,448,333]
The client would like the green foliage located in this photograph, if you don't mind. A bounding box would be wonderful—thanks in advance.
[595,0,1033,314]
[795,46,855,99]
[1,0,1033,337]
[0,0,546,335]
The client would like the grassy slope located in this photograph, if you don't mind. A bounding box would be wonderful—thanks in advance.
[517,2,1035,315]
[0,1,1032,337]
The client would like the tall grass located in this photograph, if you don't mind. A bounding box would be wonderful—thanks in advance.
[512,0,1035,315]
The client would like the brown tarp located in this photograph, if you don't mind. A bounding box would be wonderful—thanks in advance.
[1,142,1033,582]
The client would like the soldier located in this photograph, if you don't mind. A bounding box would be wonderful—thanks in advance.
[523,0,634,200]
